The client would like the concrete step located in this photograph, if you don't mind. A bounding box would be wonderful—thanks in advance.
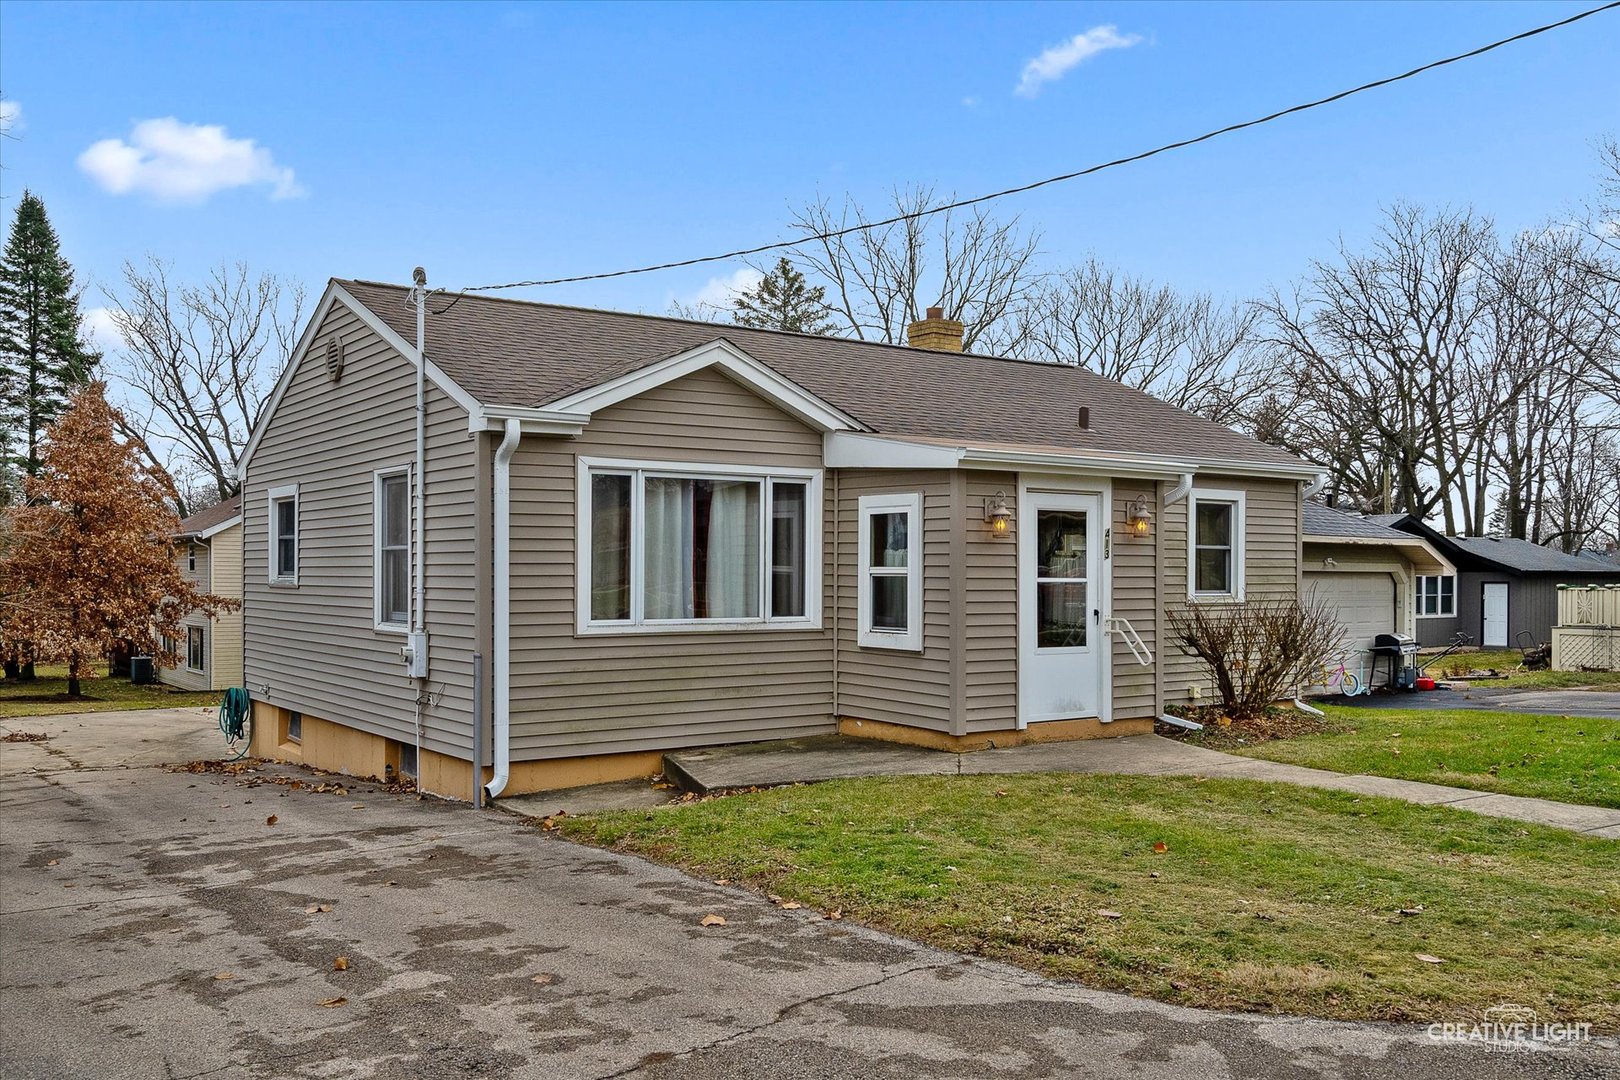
[663,734,956,794]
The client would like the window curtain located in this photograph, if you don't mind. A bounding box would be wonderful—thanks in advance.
[645,478,696,619]
[705,481,760,619]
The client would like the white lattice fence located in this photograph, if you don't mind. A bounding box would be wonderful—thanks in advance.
[1551,626,1620,672]
[1558,585,1620,627]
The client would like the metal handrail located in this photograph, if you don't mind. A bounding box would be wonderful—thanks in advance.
[1104,617,1153,666]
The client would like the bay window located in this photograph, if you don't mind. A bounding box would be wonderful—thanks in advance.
[857,492,922,650]
[1188,489,1246,600]
[579,458,820,632]
[1416,574,1454,617]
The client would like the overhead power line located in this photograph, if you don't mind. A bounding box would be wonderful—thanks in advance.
[441,1,1619,306]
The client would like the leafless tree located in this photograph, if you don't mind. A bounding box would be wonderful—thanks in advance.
[104,258,304,514]
[1166,594,1347,722]
[789,186,1041,351]
[1008,258,1265,426]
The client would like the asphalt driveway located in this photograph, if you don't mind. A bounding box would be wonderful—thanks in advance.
[1,712,1614,1079]
[1328,686,1620,719]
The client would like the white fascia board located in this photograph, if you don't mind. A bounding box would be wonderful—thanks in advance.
[236,281,484,479]
[194,516,243,541]
[961,447,1195,482]
[479,405,590,437]
[824,432,965,469]
[543,339,867,434]
[1303,535,1455,575]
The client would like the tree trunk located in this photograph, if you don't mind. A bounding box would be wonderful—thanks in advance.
[3,655,17,680]
[66,652,82,698]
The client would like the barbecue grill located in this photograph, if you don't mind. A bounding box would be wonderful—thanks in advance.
[1372,633,1420,691]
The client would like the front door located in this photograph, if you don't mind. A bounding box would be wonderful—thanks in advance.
[1019,490,1104,724]
[1482,582,1509,647]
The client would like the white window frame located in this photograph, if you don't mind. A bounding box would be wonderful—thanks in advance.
[373,466,413,633]
[1187,488,1246,602]
[857,492,924,651]
[185,625,206,673]
[1416,574,1456,618]
[574,456,823,635]
[267,483,299,586]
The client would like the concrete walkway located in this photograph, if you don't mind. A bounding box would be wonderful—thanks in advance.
[664,734,1620,839]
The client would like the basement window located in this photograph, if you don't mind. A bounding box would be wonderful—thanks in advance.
[286,711,302,744]
[398,742,418,780]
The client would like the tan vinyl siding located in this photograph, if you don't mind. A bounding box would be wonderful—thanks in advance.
[159,616,214,692]
[179,539,208,589]
[207,523,244,689]
[961,471,1018,730]
[1161,475,1302,702]
[508,366,835,759]
[1110,483,1160,719]
[241,299,480,757]
[835,469,955,732]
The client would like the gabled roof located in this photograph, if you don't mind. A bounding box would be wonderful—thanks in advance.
[334,279,1313,477]
[1301,502,1452,574]
[1381,513,1620,576]
[176,493,242,540]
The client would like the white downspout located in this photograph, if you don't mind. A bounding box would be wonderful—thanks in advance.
[1303,472,1327,500]
[411,267,429,792]
[485,417,522,799]
[1164,471,1195,506]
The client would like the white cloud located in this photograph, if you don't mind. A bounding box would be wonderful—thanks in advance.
[83,307,124,354]
[77,118,304,203]
[1015,26,1142,98]
[685,266,763,312]
[0,100,20,134]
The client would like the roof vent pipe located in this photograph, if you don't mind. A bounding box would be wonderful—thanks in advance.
[485,417,522,800]
[1164,472,1195,505]
[1077,406,1090,430]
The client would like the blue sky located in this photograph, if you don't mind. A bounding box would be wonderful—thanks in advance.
[2,0,1617,334]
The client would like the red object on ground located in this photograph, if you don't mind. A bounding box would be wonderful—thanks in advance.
[1416,676,1437,691]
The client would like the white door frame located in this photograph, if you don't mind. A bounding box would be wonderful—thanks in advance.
[1481,581,1509,648]
[1016,475,1113,729]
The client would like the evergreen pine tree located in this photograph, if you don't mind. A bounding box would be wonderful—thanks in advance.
[0,191,101,478]
[731,257,836,335]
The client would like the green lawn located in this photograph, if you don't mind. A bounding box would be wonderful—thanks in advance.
[0,664,219,719]
[1424,647,1620,689]
[562,774,1620,1028]
[1231,706,1620,808]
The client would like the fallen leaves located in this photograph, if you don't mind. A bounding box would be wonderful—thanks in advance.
[1152,842,1168,854]
[333,956,350,971]
[1415,954,1444,964]
[700,914,727,927]
[212,972,236,981]
[530,972,556,985]
[316,996,347,1008]
[1398,906,1426,917]
[265,814,278,826]
[823,909,843,921]
[2,731,49,742]
[304,903,333,915]
[1097,910,1123,920]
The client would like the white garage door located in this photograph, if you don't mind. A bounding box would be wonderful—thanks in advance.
[1304,571,1396,670]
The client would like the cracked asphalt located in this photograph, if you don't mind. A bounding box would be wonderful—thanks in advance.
[2,710,1616,1079]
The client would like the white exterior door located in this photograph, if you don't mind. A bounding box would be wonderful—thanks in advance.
[1482,583,1509,647]
[1019,490,1105,724]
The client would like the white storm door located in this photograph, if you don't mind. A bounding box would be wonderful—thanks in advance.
[1482,583,1508,647]
[1019,491,1104,724]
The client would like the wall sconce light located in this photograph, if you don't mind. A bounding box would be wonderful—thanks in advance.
[984,491,1012,535]
[1126,495,1153,538]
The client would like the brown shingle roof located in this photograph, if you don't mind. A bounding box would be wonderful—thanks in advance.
[338,279,1306,471]
[176,493,242,538]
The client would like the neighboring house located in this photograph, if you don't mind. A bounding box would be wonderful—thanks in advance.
[159,494,243,691]
[1301,503,1453,679]
[237,280,1319,800]
[1375,515,1620,648]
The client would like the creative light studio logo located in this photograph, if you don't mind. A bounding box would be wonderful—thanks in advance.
[1428,1004,1593,1052]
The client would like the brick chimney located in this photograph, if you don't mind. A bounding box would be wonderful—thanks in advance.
[906,306,964,352]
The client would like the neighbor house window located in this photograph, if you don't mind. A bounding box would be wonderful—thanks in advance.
[579,459,821,632]
[268,484,299,584]
[186,626,205,672]
[857,492,923,651]
[1417,574,1455,617]
[187,543,198,572]
[160,634,178,662]
[1188,490,1246,600]
[375,468,411,630]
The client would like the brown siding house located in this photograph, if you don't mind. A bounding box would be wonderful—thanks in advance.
[238,280,1321,799]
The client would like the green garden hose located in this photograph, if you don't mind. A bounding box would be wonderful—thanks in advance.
[219,687,252,760]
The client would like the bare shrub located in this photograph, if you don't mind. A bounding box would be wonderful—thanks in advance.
[1166,595,1347,721]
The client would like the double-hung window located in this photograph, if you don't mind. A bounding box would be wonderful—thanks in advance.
[579,458,821,632]
[186,543,198,572]
[1416,574,1455,617]
[1188,489,1246,600]
[375,468,412,631]
[186,626,205,672]
[857,492,923,650]
[267,484,299,585]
